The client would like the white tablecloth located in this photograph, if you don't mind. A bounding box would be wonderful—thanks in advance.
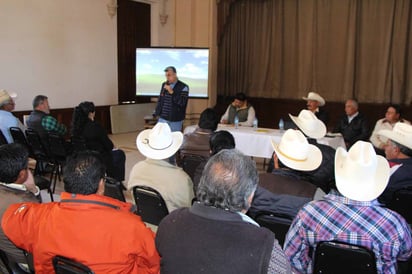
[184,124,345,159]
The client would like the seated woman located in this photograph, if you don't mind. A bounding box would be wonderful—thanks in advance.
[71,101,125,182]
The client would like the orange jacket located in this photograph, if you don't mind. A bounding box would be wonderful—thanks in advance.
[1,192,160,274]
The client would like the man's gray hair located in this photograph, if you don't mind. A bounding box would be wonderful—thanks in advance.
[197,149,258,212]
[390,140,412,157]
[347,98,359,109]
[32,95,48,109]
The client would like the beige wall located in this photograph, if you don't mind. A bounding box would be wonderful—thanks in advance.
[0,0,217,115]
[0,0,118,111]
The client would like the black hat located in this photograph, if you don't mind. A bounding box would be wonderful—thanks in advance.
[164,66,177,73]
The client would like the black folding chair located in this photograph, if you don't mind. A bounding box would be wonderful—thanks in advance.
[132,185,169,226]
[386,187,412,225]
[9,127,29,149]
[0,249,34,274]
[0,129,8,145]
[48,133,70,192]
[254,211,293,246]
[25,129,58,190]
[52,256,94,274]
[313,241,377,274]
[104,177,126,202]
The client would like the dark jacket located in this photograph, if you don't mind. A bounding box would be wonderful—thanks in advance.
[378,157,412,205]
[305,139,336,192]
[26,110,47,139]
[155,80,189,122]
[334,112,370,148]
[156,202,275,274]
[77,120,114,174]
[248,172,317,220]
[315,108,329,127]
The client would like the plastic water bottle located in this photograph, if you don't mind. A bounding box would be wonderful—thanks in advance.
[234,115,239,129]
[253,117,258,129]
[278,118,284,131]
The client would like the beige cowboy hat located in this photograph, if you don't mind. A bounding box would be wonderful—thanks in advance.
[0,89,17,106]
[378,122,412,150]
[136,122,183,160]
[289,109,327,139]
[272,129,322,171]
[335,141,389,202]
[302,92,325,106]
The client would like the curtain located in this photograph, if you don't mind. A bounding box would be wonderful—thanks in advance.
[217,0,412,104]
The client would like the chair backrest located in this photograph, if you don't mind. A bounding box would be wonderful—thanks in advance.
[0,129,8,145]
[25,129,50,161]
[254,211,293,246]
[104,177,126,202]
[132,185,169,226]
[313,241,377,274]
[0,249,34,274]
[9,127,28,147]
[52,256,94,274]
[181,154,208,182]
[48,133,69,162]
[387,187,412,224]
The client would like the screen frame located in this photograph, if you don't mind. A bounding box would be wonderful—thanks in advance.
[135,46,210,99]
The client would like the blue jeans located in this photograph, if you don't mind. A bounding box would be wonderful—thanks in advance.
[157,118,183,165]
[158,118,183,132]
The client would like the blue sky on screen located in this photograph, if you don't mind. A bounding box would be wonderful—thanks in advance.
[136,48,209,79]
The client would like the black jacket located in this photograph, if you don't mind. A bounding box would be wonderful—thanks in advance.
[334,112,370,148]
[155,80,189,122]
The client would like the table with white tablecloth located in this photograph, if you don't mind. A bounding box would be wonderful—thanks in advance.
[183,124,345,159]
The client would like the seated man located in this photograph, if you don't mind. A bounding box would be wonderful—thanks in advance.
[128,122,194,212]
[220,92,256,126]
[370,104,410,153]
[249,129,325,220]
[192,130,236,193]
[2,151,160,273]
[302,91,328,126]
[156,149,291,273]
[26,95,67,140]
[178,108,219,160]
[0,89,25,143]
[284,141,412,273]
[0,144,41,270]
[333,99,369,148]
[377,122,412,205]
[267,110,335,192]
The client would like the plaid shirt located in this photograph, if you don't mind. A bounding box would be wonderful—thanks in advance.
[284,190,412,274]
[41,115,66,136]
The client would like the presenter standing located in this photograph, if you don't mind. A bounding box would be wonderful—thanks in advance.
[154,66,189,133]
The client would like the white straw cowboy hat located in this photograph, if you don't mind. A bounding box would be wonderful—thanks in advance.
[335,141,389,202]
[302,92,325,106]
[378,122,412,150]
[272,129,322,171]
[289,109,327,139]
[0,89,17,106]
[136,122,183,160]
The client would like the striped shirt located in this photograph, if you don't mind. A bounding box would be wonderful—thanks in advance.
[283,190,412,274]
